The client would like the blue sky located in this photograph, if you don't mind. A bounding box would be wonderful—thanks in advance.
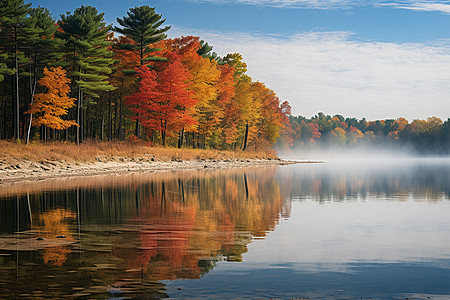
[30,0,450,120]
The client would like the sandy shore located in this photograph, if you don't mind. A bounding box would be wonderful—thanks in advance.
[0,156,307,185]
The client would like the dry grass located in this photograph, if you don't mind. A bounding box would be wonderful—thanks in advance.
[0,140,277,163]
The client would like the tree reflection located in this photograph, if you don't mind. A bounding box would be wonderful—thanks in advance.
[33,208,76,266]
[0,167,289,298]
[113,167,289,280]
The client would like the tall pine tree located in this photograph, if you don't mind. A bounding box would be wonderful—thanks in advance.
[0,0,37,140]
[25,6,62,144]
[57,5,115,144]
[114,5,170,137]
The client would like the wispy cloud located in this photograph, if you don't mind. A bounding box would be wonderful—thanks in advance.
[188,0,366,9]
[188,0,450,13]
[381,1,450,14]
[171,27,450,120]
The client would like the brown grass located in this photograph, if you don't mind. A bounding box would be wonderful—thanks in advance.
[0,140,277,163]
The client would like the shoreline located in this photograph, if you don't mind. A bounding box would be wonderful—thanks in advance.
[0,156,319,186]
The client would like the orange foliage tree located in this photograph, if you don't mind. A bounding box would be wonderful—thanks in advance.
[26,67,78,134]
[161,36,222,148]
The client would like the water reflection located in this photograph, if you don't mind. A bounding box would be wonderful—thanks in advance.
[35,209,76,266]
[0,167,289,298]
[1,160,450,298]
[285,159,450,201]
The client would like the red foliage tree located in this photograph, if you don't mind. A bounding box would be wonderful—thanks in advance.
[126,52,195,145]
[155,52,196,146]
[125,65,160,134]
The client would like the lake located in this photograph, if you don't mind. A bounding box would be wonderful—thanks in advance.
[1,159,450,299]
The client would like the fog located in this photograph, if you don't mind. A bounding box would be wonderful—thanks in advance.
[278,144,450,166]
[276,145,450,202]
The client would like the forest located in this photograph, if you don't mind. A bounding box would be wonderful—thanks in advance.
[283,113,450,154]
[0,0,291,151]
[1,0,449,154]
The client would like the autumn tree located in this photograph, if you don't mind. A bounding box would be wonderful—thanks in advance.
[276,101,294,149]
[155,53,196,147]
[251,82,285,150]
[126,52,195,146]
[346,126,364,145]
[161,36,224,148]
[109,36,140,140]
[188,55,221,148]
[221,53,256,150]
[217,64,237,147]
[26,67,78,142]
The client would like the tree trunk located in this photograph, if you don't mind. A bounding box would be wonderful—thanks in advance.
[80,92,84,143]
[135,118,140,138]
[197,132,201,149]
[118,96,123,140]
[178,128,185,148]
[76,86,81,144]
[42,125,47,145]
[26,52,38,145]
[101,115,105,142]
[108,96,112,141]
[242,123,249,151]
[114,95,118,139]
[1,95,7,139]
[14,26,20,140]
[162,121,166,146]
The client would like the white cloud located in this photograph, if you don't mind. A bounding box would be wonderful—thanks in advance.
[187,0,368,9]
[188,0,450,13]
[170,27,450,120]
[381,1,450,14]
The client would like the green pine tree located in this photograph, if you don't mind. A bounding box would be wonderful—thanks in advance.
[0,56,14,83]
[57,5,115,144]
[197,40,223,64]
[0,0,37,140]
[25,6,62,144]
[114,5,170,137]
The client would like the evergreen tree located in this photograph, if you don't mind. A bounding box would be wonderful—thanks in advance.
[57,5,115,144]
[197,40,223,64]
[0,58,13,83]
[0,0,37,140]
[25,6,62,144]
[114,5,170,137]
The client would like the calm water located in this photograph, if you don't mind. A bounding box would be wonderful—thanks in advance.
[1,159,450,299]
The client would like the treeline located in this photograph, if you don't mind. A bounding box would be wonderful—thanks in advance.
[0,1,290,150]
[283,112,450,154]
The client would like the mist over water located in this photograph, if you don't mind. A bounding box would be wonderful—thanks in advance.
[280,150,450,202]
[279,144,450,166]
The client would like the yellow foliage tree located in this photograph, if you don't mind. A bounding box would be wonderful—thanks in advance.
[347,126,364,144]
[331,127,347,145]
[186,56,221,146]
[27,67,78,131]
